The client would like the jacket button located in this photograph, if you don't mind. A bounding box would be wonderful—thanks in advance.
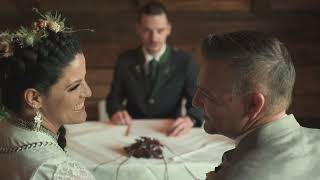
[148,98,155,104]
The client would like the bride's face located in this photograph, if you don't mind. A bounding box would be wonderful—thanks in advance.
[40,53,92,126]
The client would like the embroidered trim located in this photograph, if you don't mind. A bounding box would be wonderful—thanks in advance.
[8,116,58,141]
[0,105,58,141]
[0,141,61,154]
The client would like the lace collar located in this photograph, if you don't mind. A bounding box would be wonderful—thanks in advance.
[9,116,59,141]
[0,105,58,141]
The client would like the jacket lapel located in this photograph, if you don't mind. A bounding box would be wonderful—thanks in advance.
[129,48,150,92]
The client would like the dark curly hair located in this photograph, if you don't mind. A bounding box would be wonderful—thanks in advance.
[0,31,82,150]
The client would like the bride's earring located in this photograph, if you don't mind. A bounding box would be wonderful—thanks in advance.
[34,110,43,131]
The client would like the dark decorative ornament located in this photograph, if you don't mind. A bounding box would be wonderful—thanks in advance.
[124,136,164,159]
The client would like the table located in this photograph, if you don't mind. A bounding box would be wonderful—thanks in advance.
[65,120,234,180]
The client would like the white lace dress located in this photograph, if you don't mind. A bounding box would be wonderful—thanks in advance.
[0,116,95,180]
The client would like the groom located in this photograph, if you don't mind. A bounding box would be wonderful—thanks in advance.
[193,31,320,180]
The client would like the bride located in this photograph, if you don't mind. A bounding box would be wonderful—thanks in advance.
[0,10,95,180]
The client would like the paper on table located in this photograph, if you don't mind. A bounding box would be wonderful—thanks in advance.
[66,122,133,166]
[66,121,235,180]
[170,140,235,162]
[65,121,123,137]
[162,129,235,161]
[128,119,174,138]
[127,120,235,161]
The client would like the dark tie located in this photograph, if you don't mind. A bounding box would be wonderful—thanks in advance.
[148,59,158,87]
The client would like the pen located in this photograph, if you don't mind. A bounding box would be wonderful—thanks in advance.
[125,125,132,136]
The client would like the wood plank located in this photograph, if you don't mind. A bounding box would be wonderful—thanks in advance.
[289,95,320,119]
[292,56,320,66]
[85,100,99,121]
[84,94,320,122]
[13,30,313,67]
[84,10,320,41]
[83,43,137,68]
[251,0,272,15]
[7,0,320,15]
[85,94,320,121]
[294,66,320,95]
[82,40,320,68]
[88,84,111,101]
[298,118,320,129]
[287,43,320,65]
[84,66,320,102]
[0,1,20,14]
[0,14,26,30]
[161,0,251,12]
[86,69,113,85]
[36,0,137,13]
[3,12,318,44]
[270,0,320,11]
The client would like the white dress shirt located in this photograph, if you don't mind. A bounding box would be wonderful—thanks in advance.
[143,44,167,74]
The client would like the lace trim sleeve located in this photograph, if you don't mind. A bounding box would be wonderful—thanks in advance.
[32,158,95,180]
[53,159,95,180]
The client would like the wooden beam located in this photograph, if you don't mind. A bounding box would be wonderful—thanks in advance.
[251,0,271,15]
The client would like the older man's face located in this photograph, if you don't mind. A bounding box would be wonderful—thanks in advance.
[192,60,247,139]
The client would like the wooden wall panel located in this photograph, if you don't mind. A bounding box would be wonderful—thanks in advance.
[289,95,320,119]
[1,0,320,126]
[0,1,18,14]
[161,0,251,12]
[88,85,111,101]
[38,0,252,13]
[85,100,100,120]
[86,69,113,85]
[83,44,136,68]
[270,0,320,11]
[288,43,320,66]
[38,1,137,13]
[294,67,320,95]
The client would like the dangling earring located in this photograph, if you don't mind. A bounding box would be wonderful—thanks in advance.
[34,110,43,131]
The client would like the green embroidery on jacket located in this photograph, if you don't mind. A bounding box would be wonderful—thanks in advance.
[0,105,9,121]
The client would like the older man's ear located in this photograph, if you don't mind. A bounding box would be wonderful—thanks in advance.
[244,92,265,120]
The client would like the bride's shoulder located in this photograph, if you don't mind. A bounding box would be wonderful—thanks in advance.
[32,156,95,180]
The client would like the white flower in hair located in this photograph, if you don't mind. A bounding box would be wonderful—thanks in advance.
[0,8,94,59]
[48,21,61,33]
[0,32,14,58]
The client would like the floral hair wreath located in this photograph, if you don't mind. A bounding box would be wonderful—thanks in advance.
[0,8,93,59]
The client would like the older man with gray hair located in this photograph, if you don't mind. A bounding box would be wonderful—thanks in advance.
[193,31,320,180]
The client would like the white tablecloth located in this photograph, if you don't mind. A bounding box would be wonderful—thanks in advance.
[65,120,234,180]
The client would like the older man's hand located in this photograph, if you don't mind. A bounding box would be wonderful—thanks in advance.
[110,110,132,125]
[167,116,194,137]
